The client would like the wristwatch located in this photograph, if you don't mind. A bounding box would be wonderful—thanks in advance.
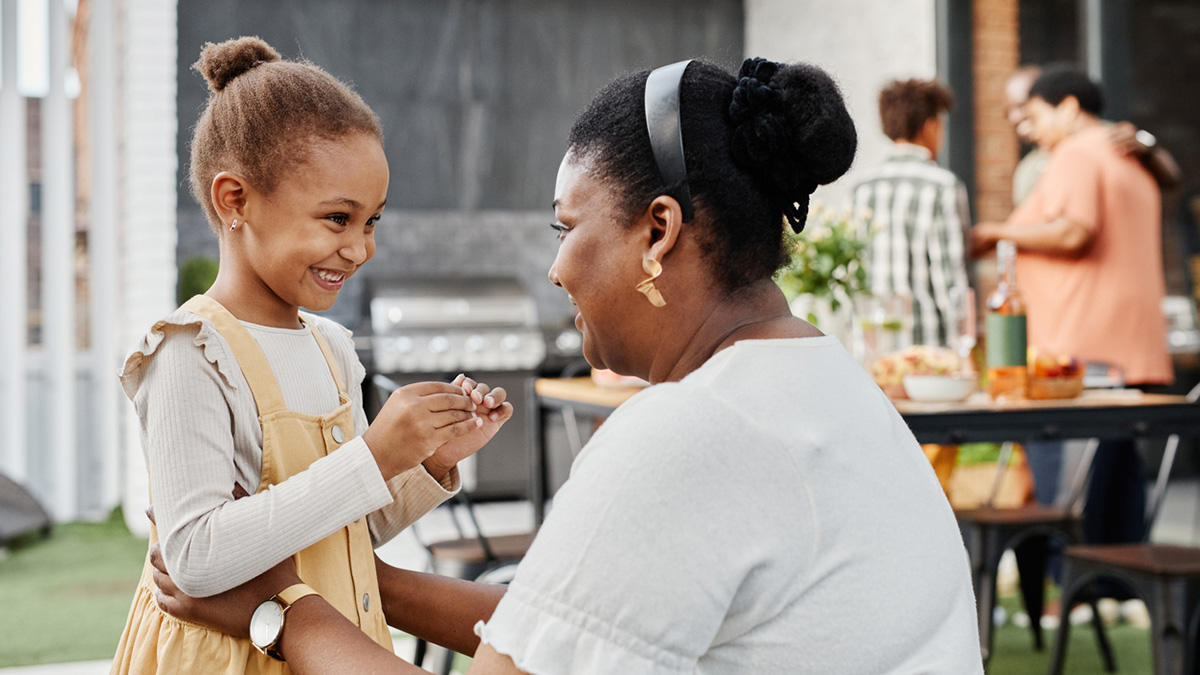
[1135,129,1157,150]
[250,583,319,661]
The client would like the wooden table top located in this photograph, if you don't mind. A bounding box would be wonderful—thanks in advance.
[536,376,1184,414]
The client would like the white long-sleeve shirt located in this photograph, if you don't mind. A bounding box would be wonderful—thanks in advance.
[121,310,457,597]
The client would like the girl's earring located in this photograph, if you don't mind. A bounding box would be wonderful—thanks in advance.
[229,219,238,231]
[635,258,666,307]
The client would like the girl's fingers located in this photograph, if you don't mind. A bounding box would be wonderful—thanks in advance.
[433,409,480,430]
[434,413,484,437]
[424,392,477,413]
[404,381,471,397]
[483,386,507,408]
[452,373,466,387]
[488,401,514,422]
[469,381,491,405]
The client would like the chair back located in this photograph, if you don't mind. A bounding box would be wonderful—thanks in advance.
[1143,380,1200,531]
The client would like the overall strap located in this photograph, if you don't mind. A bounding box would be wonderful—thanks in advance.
[178,295,289,416]
[301,315,349,398]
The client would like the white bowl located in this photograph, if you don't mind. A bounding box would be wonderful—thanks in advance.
[902,374,976,402]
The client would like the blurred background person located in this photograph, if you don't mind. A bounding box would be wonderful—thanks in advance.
[851,79,972,349]
[1005,65,1181,209]
[973,66,1172,556]
[851,79,973,495]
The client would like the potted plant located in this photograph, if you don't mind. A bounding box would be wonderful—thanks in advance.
[775,200,872,344]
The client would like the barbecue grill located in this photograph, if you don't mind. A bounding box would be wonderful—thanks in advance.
[359,277,551,499]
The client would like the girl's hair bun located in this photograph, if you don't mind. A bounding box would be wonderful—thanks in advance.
[194,36,281,92]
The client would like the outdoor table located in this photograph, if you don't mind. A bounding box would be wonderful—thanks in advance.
[532,377,1200,524]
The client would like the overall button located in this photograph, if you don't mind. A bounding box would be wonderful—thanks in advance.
[362,593,371,612]
[331,425,345,444]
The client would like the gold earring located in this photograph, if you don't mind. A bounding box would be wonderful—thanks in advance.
[635,258,666,307]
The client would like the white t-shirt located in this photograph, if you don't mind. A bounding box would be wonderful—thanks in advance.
[479,336,981,674]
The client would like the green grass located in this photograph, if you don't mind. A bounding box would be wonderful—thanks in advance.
[987,594,1153,674]
[0,508,148,668]
[0,512,1163,672]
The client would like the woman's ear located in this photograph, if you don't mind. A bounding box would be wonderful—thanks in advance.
[643,194,685,264]
[211,172,249,228]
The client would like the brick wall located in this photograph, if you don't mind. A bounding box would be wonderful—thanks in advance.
[972,0,1019,225]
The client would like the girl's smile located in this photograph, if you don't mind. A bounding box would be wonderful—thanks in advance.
[210,132,389,328]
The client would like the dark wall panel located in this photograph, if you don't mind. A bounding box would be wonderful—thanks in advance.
[177,0,743,328]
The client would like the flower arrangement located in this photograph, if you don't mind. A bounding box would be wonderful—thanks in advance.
[775,200,873,317]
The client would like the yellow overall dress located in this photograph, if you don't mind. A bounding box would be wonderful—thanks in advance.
[111,295,393,674]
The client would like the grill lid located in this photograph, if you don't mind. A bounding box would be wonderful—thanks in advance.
[363,277,545,373]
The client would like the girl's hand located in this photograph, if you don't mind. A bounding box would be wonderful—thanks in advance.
[362,382,481,481]
[422,374,514,481]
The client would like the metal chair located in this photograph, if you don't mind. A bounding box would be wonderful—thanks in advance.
[372,375,536,675]
[1048,382,1200,675]
[956,438,1102,664]
[410,492,535,675]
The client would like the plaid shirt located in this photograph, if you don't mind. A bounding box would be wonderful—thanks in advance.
[850,144,972,346]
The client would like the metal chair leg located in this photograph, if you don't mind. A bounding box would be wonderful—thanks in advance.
[1015,534,1049,650]
[1048,578,1082,675]
[1087,598,1117,672]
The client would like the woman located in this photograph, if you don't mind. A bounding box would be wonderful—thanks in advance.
[151,57,983,674]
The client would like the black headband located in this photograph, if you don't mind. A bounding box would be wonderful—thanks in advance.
[644,59,695,223]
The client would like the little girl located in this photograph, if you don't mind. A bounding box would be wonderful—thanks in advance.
[110,36,511,674]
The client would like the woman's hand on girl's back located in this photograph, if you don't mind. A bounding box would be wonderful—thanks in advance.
[422,375,515,481]
[362,382,481,481]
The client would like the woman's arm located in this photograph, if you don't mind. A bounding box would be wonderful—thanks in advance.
[970,217,1093,258]
[149,545,510,673]
[375,556,506,656]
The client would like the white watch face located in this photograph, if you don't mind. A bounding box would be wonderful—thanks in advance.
[250,600,285,648]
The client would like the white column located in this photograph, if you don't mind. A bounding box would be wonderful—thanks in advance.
[120,0,177,537]
[0,0,28,484]
[89,0,119,511]
[43,0,77,520]
[744,0,937,206]
[1083,0,1104,82]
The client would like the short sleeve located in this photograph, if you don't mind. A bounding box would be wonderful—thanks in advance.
[1033,142,1102,234]
[478,386,812,675]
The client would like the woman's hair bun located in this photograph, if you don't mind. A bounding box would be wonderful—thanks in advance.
[194,36,281,92]
[729,57,857,228]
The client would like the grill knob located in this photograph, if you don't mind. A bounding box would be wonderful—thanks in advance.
[555,330,582,352]
[395,336,414,353]
[501,334,521,351]
[428,335,450,354]
[465,334,486,352]
[387,307,403,325]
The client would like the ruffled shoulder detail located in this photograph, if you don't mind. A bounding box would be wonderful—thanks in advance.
[301,313,367,389]
[118,309,241,401]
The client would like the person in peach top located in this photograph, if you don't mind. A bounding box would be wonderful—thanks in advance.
[973,66,1171,556]
[974,67,1171,386]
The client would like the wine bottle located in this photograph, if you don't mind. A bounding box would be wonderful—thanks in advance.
[986,239,1027,400]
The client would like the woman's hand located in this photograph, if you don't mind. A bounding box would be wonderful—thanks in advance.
[422,375,514,481]
[147,482,300,637]
[363,382,482,480]
[150,542,302,638]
